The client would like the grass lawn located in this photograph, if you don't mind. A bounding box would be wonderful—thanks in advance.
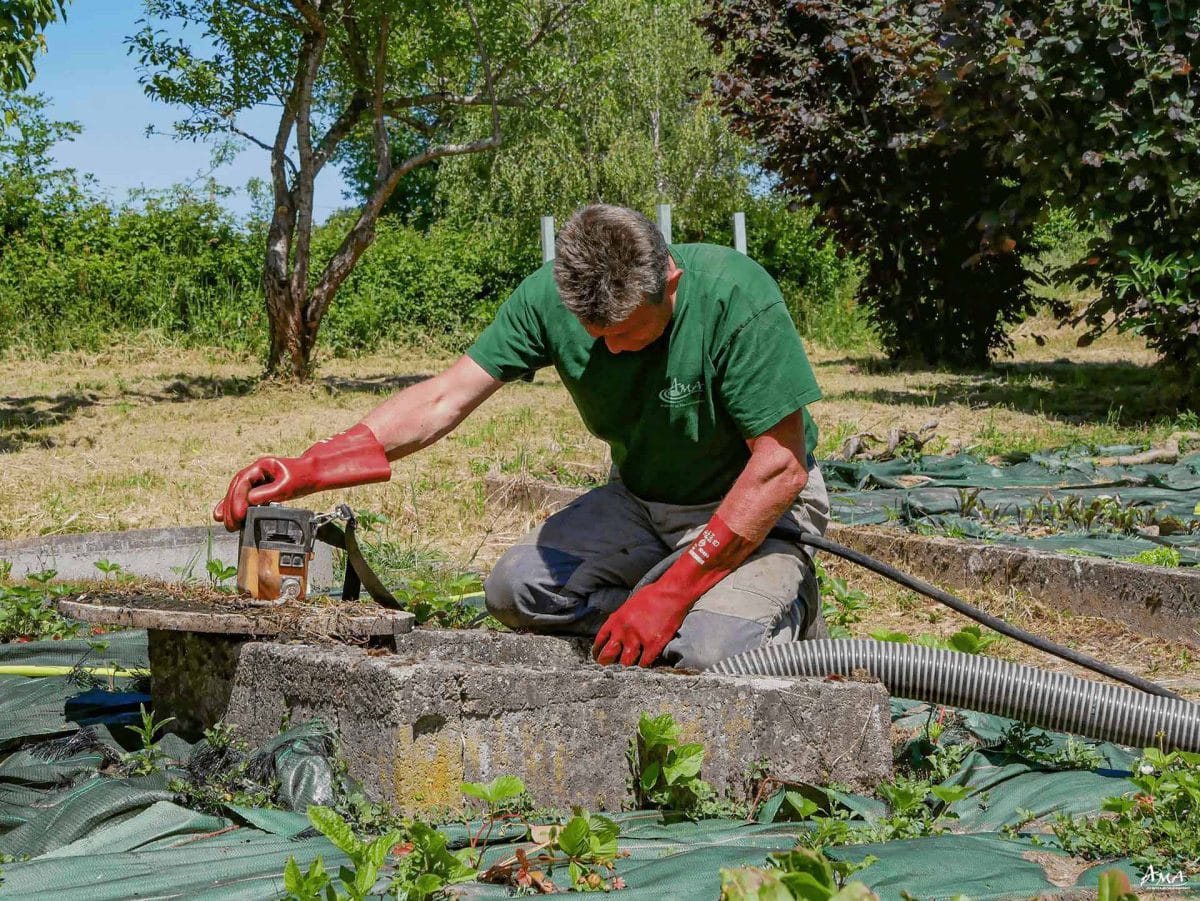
[2,316,1197,696]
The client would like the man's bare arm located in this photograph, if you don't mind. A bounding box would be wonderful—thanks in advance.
[361,354,505,460]
[709,409,809,562]
[213,354,506,530]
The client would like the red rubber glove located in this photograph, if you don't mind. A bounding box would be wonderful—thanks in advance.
[593,513,750,667]
[212,423,391,531]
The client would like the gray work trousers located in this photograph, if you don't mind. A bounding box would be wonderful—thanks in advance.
[484,466,831,670]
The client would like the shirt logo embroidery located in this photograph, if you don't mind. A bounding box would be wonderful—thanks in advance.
[659,377,704,407]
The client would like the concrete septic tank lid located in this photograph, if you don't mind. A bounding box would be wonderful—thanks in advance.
[57,591,415,639]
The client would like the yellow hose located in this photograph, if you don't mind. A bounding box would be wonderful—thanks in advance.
[0,665,148,678]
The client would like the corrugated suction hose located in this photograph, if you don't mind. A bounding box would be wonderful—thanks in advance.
[708,639,1200,753]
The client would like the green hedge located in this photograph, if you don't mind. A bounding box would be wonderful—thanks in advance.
[0,193,863,358]
[0,195,262,352]
[318,216,541,355]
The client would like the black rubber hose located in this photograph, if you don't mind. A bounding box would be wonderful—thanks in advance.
[790,531,1182,700]
[707,639,1200,753]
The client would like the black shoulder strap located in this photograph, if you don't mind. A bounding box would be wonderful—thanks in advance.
[314,509,402,610]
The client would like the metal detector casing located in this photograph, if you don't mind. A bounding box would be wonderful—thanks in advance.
[237,504,315,602]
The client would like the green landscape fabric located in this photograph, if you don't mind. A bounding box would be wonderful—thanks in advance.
[0,832,352,901]
[0,633,1173,899]
[822,446,1200,564]
[825,833,1139,900]
[0,631,148,670]
[0,677,81,751]
[35,800,226,859]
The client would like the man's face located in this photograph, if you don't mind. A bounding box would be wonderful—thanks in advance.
[582,300,673,354]
[580,257,684,355]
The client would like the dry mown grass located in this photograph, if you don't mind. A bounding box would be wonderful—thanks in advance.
[1,320,1195,693]
[0,314,1185,547]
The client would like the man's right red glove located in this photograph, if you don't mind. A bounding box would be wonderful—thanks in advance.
[213,423,392,531]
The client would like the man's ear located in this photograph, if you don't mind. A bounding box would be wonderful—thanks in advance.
[665,264,684,297]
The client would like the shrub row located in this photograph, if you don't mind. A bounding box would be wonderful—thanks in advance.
[0,193,864,358]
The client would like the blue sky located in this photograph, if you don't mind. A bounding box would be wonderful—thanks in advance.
[35,2,351,220]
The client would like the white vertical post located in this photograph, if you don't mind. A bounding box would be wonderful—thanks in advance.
[540,215,556,263]
[656,203,672,244]
[732,211,747,254]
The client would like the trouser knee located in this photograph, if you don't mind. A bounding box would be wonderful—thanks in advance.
[483,544,592,632]
[483,548,536,629]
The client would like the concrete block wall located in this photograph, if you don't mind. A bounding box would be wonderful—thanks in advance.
[223,629,892,814]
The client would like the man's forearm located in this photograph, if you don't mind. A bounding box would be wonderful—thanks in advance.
[705,418,810,572]
[361,355,503,462]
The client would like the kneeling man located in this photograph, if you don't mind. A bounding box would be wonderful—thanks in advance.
[215,204,830,670]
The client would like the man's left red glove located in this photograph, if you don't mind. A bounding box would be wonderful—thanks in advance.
[593,513,749,667]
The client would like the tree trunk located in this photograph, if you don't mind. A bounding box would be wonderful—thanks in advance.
[264,278,317,381]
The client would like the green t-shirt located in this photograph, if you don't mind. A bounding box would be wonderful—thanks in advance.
[467,243,822,504]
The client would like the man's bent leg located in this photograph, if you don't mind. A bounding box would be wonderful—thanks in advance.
[485,482,668,635]
[656,465,832,670]
[660,538,822,670]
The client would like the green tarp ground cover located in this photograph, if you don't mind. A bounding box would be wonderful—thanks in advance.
[0,634,1184,899]
[822,446,1200,564]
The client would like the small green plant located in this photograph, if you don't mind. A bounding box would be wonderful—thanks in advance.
[994,721,1103,771]
[816,559,870,639]
[464,778,625,893]
[121,704,176,776]
[282,857,332,900]
[1049,738,1104,772]
[720,846,876,900]
[0,573,79,642]
[171,540,205,583]
[282,806,405,901]
[169,722,282,813]
[868,625,1000,656]
[629,712,716,817]
[546,809,623,892]
[1095,868,1139,901]
[791,776,968,850]
[1052,748,1200,874]
[868,776,969,841]
[206,557,238,588]
[461,775,528,864]
[334,791,408,837]
[1122,546,1182,568]
[1000,807,1041,839]
[955,488,985,519]
[390,820,478,900]
[392,572,485,628]
[64,639,126,690]
[997,721,1053,761]
[353,509,389,532]
[479,808,624,892]
[974,493,1176,540]
[93,558,123,579]
[942,625,1001,655]
[927,742,971,784]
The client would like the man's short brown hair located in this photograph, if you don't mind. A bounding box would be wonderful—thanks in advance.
[552,204,669,327]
